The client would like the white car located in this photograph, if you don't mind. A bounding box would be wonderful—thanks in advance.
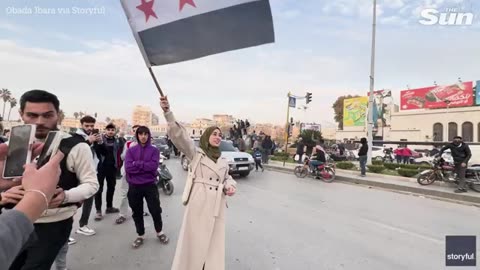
[352,146,386,161]
[181,139,255,177]
[414,150,453,166]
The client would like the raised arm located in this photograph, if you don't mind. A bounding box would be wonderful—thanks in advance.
[160,96,196,161]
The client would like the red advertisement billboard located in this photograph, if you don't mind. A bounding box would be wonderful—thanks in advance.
[400,81,473,110]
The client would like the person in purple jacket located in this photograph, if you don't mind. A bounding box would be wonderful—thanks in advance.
[125,126,169,248]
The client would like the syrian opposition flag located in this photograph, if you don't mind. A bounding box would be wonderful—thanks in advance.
[120,0,275,66]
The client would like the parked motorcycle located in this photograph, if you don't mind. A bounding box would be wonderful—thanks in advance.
[294,155,336,182]
[382,149,394,163]
[157,154,174,195]
[417,156,480,192]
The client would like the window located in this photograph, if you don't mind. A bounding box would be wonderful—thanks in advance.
[478,123,480,142]
[200,130,203,135]
[433,123,443,141]
[219,141,236,152]
[448,122,458,141]
[462,122,473,142]
[192,129,195,135]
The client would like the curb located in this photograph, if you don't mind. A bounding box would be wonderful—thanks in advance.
[264,164,480,206]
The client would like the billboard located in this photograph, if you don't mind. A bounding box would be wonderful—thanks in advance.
[366,90,394,136]
[400,81,473,110]
[301,123,321,131]
[343,97,368,127]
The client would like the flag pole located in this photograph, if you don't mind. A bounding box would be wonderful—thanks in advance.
[367,0,377,165]
[148,67,165,97]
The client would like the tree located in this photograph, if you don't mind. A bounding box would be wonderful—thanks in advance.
[299,129,323,146]
[58,110,65,125]
[0,88,12,119]
[7,98,17,121]
[79,112,85,118]
[299,129,323,156]
[105,117,111,123]
[74,112,79,119]
[332,95,359,130]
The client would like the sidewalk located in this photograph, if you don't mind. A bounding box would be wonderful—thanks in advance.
[265,161,480,206]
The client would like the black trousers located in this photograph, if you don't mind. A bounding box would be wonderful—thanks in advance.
[255,160,263,170]
[79,196,94,227]
[455,162,467,189]
[127,183,163,236]
[9,218,73,270]
[95,166,117,211]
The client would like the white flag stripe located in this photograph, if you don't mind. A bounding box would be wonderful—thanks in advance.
[123,0,260,32]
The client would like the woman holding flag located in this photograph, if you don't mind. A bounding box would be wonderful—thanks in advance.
[160,96,236,270]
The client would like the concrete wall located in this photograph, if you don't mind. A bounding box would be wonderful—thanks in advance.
[390,106,480,142]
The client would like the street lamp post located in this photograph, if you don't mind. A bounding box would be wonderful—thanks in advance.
[367,0,377,165]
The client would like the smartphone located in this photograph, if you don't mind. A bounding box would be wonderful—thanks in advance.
[37,131,63,168]
[92,129,99,135]
[3,125,36,179]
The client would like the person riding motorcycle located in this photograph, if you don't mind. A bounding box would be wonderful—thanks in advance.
[440,136,471,193]
[310,140,326,171]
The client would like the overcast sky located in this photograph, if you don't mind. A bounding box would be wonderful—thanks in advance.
[0,0,479,126]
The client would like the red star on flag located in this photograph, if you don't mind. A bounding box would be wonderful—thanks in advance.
[179,0,196,11]
[136,0,158,22]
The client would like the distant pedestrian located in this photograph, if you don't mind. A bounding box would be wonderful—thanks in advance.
[252,148,264,172]
[261,136,273,164]
[394,146,403,164]
[403,146,412,164]
[358,138,368,177]
[237,137,246,152]
[296,138,305,164]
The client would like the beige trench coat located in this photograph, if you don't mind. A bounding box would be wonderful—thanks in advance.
[165,111,236,270]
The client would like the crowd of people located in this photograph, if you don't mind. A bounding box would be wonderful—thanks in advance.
[0,90,237,270]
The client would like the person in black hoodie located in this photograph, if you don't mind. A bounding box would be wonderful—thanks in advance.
[296,138,305,164]
[358,138,368,177]
[440,136,472,193]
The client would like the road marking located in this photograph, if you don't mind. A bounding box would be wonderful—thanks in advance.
[359,218,443,245]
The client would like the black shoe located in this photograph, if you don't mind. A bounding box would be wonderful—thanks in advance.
[454,189,467,193]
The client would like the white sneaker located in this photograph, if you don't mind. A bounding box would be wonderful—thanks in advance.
[68,237,77,245]
[76,226,96,236]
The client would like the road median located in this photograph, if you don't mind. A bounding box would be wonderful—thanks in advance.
[264,161,480,206]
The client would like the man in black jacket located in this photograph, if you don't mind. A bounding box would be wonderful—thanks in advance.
[358,138,368,177]
[440,136,472,193]
[94,123,121,220]
[296,138,305,164]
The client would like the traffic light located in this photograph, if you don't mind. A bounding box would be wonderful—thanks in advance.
[306,92,312,104]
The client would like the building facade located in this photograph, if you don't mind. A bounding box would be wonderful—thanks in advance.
[151,113,159,126]
[335,106,480,143]
[213,114,235,126]
[132,106,153,127]
[111,118,128,132]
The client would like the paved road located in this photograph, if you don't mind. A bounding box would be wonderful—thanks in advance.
[66,158,479,270]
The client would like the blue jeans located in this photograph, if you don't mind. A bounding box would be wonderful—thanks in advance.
[359,156,367,175]
[310,160,323,171]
